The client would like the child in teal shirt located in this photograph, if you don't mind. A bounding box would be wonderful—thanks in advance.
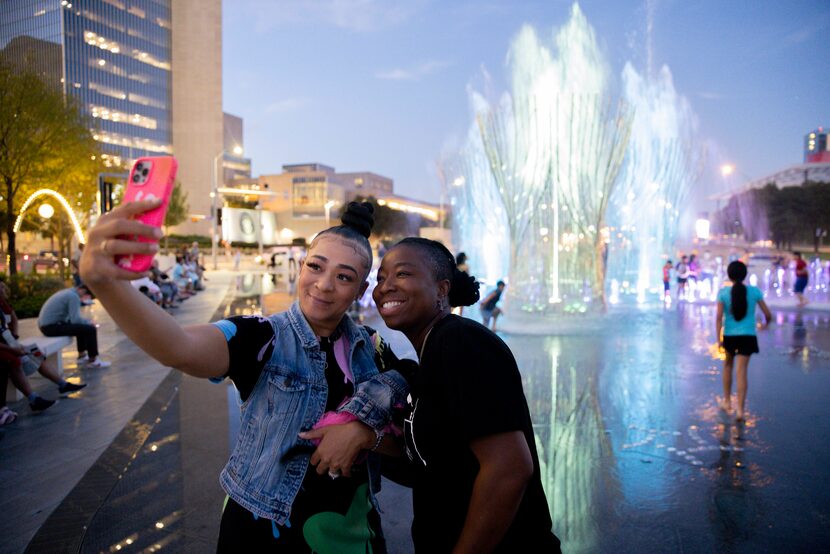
[716,261,772,421]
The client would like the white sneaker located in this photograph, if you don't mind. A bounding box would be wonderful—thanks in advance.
[85,358,111,368]
[77,354,90,365]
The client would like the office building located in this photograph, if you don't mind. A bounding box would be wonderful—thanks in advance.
[0,0,224,236]
[805,128,830,164]
[222,112,252,183]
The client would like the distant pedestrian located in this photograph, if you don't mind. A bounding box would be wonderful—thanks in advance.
[1,282,87,413]
[716,261,772,421]
[189,241,200,263]
[480,280,506,331]
[70,243,84,287]
[233,248,242,271]
[37,285,110,368]
[662,260,673,302]
[455,252,469,273]
[454,252,470,315]
[675,255,690,300]
[793,251,809,307]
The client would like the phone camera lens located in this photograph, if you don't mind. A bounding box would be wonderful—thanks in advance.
[142,168,149,176]
[132,174,141,182]
[136,163,144,171]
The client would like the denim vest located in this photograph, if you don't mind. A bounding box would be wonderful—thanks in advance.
[219,301,400,523]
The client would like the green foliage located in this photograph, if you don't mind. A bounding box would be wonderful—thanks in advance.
[0,61,104,275]
[163,234,210,251]
[0,273,68,318]
[163,181,189,250]
[164,181,189,229]
[11,294,54,319]
[715,181,830,251]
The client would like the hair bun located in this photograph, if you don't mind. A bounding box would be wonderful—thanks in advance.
[340,201,375,238]
[449,269,480,307]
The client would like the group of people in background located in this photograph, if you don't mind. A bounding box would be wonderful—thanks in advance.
[0,282,100,421]
[1,241,211,423]
[663,249,823,306]
[131,242,205,310]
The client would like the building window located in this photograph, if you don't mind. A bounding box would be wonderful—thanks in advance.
[293,182,326,217]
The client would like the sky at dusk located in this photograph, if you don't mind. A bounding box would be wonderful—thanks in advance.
[223,0,830,209]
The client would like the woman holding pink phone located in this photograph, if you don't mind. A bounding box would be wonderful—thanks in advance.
[81,194,410,552]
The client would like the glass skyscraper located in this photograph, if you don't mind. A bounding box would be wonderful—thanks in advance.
[1,0,172,167]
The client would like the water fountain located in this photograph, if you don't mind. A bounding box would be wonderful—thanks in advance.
[449,3,699,315]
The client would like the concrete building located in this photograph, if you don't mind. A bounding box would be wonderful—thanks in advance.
[0,0,225,236]
[222,112,252,184]
[170,0,222,235]
[805,128,830,164]
[218,163,443,245]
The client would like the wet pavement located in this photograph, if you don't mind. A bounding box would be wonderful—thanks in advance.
[509,303,830,552]
[2,265,830,553]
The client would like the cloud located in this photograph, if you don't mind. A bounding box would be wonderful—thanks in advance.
[694,91,724,101]
[376,60,452,81]
[241,0,429,33]
[265,97,309,113]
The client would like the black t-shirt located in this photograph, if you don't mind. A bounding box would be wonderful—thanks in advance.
[216,315,399,552]
[482,288,503,311]
[406,315,560,553]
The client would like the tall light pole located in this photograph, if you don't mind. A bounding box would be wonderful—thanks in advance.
[255,203,264,258]
[212,146,245,269]
[211,151,223,270]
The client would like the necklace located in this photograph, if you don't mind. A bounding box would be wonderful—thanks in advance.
[418,326,434,361]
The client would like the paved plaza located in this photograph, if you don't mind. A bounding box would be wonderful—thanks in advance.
[2,262,829,553]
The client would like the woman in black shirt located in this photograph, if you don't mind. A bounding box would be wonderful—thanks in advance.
[373,238,560,553]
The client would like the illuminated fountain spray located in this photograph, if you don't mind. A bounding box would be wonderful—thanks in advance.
[450,3,698,314]
[606,64,701,303]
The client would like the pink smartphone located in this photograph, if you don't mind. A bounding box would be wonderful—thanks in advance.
[115,156,178,272]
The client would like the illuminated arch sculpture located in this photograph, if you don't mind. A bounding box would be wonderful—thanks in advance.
[13,189,86,244]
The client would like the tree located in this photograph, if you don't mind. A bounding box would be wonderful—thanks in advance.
[0,62,102,275]
[163,181,189,251]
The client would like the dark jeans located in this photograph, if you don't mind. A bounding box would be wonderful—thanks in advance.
[40,322,99,358]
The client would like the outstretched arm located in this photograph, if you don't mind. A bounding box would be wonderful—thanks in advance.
[80,198,228,378]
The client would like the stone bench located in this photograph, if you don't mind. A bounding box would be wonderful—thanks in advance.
[5,335,73,403]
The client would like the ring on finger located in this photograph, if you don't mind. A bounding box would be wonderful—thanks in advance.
[328,470,341,479]
[101,239,109,254]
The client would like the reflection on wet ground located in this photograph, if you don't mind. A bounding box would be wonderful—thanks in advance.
[511,303,830,552]
[43,273,830,552]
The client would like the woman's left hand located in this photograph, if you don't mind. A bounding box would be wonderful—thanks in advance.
[300,421,374,478]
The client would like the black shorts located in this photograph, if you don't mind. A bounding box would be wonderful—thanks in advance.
[723,335,759,356]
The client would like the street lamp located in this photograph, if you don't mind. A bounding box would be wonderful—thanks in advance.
[720,163,735,177]
[255,203,264,258]
[38,203,55,219]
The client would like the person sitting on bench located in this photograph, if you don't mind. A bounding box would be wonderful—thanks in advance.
[37,284,110,368]
[0,282,86,412]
